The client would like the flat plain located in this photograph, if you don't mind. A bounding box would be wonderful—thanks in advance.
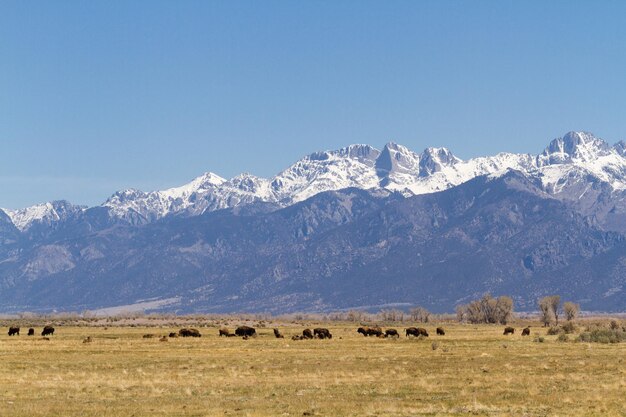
[0,320,624,417]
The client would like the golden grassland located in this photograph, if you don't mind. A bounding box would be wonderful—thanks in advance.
[0,320,624,417]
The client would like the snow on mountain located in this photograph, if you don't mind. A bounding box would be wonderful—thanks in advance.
[375,142,422,189]
[536,131,626,192]
[271,144,381,204]
[1,201,83,231]
[102,172,227,223]
[7,131,626,231]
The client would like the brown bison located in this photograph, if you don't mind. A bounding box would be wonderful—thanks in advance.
[314,328,332,339]
[179,328,202,337]
[273,328,284,339]
[169,332,179,338]
[219,328,232,337]
[235,326,256,337]
[8,327,19,336]
[406,327,428,337]
[503,327,515,335]
[41,326,55,336]
[384,329,399,338]
[302,329,314,339]
[522,327,530,336]
[357,326,383,337]
[28,328,35,336]
[436,327,445,336]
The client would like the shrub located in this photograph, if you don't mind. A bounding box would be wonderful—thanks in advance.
[561,321,577,334]
[533,336,545,343]
[577,329,626,344]
[557,334,569,342]
[547,326,563,335]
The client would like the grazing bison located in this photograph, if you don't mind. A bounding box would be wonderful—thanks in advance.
[273,328,284,339]
[405,327,419,337]
[522,327,530,336]
[41,326,55,336]
[503,327,515,335]
[8,327,19,336]
[406,327,429,337]
[314,328,332,339]
[384,329,399,338]
[235,326,256,337]
[357,326,383,337]
[169,332,179,338]
[436,327,445,336]
[302,329,314,339]
[219,328,232,337]
[179,328,202,337]
[28,328,35,336]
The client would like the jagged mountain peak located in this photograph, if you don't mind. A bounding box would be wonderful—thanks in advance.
[376,142,420,173]
[2,200,84,231]
[306,144,380,165]
[418,147,461,177]
[538,131,612,165]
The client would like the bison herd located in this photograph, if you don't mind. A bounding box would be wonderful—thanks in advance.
[6,326,54,337]
[3,324,536,342]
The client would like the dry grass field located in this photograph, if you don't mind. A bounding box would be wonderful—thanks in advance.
[0,320,624,417]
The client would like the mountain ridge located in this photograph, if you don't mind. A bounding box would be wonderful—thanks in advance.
[4,131,626,232]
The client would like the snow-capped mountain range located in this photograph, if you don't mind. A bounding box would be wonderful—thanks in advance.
[2,131,626,314]
[3,131,626,231]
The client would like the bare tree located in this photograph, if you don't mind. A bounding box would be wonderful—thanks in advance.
[456,294,514,324]
[379,309,404,322]
[563,302,580,321]
[455,305,467,322]
[410,306,431,323]
[346,310,365,322]
[538,295,561,326]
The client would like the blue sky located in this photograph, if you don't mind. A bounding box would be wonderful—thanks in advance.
[2,1,626,209]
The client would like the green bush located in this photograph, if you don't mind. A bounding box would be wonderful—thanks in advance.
[557,334,569,342]
[533,336,545,343]
[577,329,626,344]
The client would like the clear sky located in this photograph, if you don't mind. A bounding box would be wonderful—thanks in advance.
[2,1,626,209]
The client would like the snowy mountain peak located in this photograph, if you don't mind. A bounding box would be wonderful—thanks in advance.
[375,142,421,188]
[306,144,380,165]
[376,142,421,174]
[3,200,83,231]
[538,131,611,166]
[418,147,461,177]
[160,172,226,200]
